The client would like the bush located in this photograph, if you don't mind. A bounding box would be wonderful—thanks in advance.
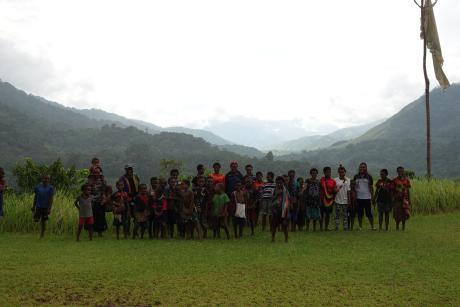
[12,158,89,193]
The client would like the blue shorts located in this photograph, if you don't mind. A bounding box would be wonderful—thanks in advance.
[306,207,321,221]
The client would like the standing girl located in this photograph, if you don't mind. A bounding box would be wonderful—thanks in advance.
[353,162,375,230]
[320,167,337,231]
[392,166,411,231]
[374,169,394,231]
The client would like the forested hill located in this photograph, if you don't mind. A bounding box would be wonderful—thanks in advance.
[280,85,460,178]
[0,80,307,181]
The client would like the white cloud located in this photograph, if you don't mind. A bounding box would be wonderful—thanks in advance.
[0,0,459,131]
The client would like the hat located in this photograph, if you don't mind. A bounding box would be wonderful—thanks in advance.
[124,164,134,169]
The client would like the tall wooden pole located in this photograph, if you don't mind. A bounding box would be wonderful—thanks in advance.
[420,0,432,179]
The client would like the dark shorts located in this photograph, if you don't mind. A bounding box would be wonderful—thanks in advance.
[34,208,49,222]
[271,214,289,228]
[321,205,333,215]
[137,221,148,229]
[113,214,128,227]
[377,202,392,214]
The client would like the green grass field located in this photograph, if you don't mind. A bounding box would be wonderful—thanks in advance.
[1,213,459,306]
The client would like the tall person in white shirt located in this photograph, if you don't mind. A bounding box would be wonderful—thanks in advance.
[353,163,375,230]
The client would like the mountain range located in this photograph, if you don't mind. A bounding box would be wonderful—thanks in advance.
[270,120,383,153]
[0,80,306,181]
[279,85,460,178]
[1,78,459,178]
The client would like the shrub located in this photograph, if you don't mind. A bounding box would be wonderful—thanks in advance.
[12,158,89,193]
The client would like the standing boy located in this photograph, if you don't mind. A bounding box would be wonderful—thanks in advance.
[112,180,130,239]
[193,176,209,238]
[210,162,225,186]
[32,174,54,238]
[334,165,351,231]
[211,183,230,239]
[231,181,249,238]
[260,171,276,231]
[304,168,322,231]
[74,184,94,241]
[132,184,150,239]
[271,176,290,243]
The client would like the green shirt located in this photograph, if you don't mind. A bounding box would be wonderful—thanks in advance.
[212,193,230,217]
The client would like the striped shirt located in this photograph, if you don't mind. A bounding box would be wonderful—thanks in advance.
[261,182,276,199]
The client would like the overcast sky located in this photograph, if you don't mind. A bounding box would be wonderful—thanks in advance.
[0,0,459,134]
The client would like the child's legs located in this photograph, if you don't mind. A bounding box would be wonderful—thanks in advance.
[232,216,238,238]
[76,224,83,240]
[385,211,390,230]
[335,203,341,229]
[378,207,384,229]
[282,221,288,242]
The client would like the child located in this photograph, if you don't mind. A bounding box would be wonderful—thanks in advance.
[210,183,230,239]
[245,177,258,236]
[165,177,180,238]
[287,170,299,232]
[170,169,180,181]
[148,177,160,238]
[102,185,113,216]
[296,177,306,231]
[334,165,351,231]
[348,180,358,230]
[89,157,101,175]
[0,167,5,220]
[74,184,94,241]
[192,164,206,188]
[353,162,375,230]
[392,166,411,231]
[193,176,208,238]
[260,171,276,232]
[271,176,290,243]
[112,180,130,239]
[243,164,256,183]
[374,169,394,231]
[304,168,321,231]
[149,177,160,196]
[132,184,150,239]
[88,167,107,237]
[253,171,265,226]
[32,174,54,238]
[210,162,225,186]
[232,181,249,239]
[150,187,168,238]
[320,167,337,231]
[180,180,196,240]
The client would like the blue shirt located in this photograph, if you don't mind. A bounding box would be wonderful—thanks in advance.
[34,184,54,209]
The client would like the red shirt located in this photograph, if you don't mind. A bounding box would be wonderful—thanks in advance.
[320,177,337,207]
[210,173,225,186]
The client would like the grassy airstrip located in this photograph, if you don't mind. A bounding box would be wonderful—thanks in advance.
[1,212,459,306]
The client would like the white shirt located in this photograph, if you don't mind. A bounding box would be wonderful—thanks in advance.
[334,177,351,205]
[354,174,373,200]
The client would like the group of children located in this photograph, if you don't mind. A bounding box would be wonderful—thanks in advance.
[2,158,412,242]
